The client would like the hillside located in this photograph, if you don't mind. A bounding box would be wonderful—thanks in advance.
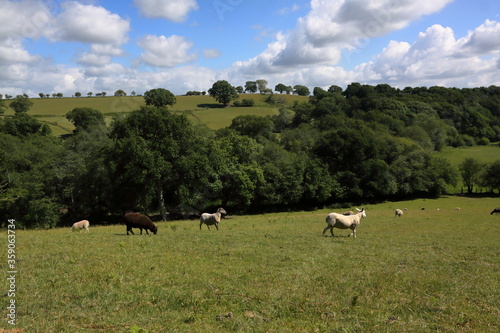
[3,94,309,135]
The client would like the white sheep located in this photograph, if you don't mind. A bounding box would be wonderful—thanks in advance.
[71,220,90,232]
[323,208,366,238]
[395,209,403,217]
[199,208,227,231]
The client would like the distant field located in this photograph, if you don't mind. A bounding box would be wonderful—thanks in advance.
[437,144,500,165]
[2,94,308,134]
[3,196,499,332]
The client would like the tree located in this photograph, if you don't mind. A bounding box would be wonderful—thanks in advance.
[0,98,5,115]
[114,89,127,97]
[256,79,268,93]
[109,106,214,219]
[3,113,49,136]
[208,80,239,107]
[66,107,106,132]
[293,85,310,96]
[245,81,257,93]
[459,158,484,194]
[9,95,34,114]
[87,92,92,97]
[143,88,176,108]
[480,160,500,193]
[75,92,81,97]
[275,83,288,94]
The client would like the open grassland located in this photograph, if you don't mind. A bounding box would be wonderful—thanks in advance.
[2,196,499,332]
[2,94,307,135]
[434,144,500,194]
[437,144,500,166]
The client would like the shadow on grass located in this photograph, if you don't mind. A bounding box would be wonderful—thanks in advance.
[197,103,225,109]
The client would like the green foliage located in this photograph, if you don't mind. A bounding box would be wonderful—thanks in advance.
[9,95,34,114]
[208,80,239,106]
[66,107,105,132]
[143,88,176,108]
[3,113,48,137]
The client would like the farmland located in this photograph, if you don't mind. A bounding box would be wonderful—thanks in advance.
[2,94,308,135]
[2,196,499,332]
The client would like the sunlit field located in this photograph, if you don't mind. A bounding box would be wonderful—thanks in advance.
[2,196,499,332]
[2,94,308,134]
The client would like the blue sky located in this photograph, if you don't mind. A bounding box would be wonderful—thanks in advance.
[0,0,499,96]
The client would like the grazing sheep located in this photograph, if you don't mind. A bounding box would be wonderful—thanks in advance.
[491,207,500,215]
[343,211,354,216]
[454,207,461,211]
[71,220,90,232]
[395,209,403,217]
[200,208,227,231]
[323,208,366,238]
[123,213,158,235]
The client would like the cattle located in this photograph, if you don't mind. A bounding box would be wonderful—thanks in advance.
[123,213,158,235]
[491,207,500,215]
[395,209,403,217]
[200,207,227,231]
[71,220,89,232]
[323,208,366,238]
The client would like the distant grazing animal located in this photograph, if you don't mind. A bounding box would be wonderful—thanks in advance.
[454,207,461,211]
[123,213,158,235]
[323,208,366,238]
[491,207,500,215]
[71,220,89,232]
[343,211,354,216]
[395,209,403,217]
[200,207,227,231]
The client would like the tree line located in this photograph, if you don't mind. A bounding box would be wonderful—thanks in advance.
[1,83,499,228]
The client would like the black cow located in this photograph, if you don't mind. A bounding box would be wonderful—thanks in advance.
[123,213,158,235]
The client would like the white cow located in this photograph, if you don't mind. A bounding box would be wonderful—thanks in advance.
[200,208,227,231]
[322,208,366,238]
[71,220,90,232]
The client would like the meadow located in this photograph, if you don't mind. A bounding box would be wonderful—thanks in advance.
[3,94,308,135]
[2,196,499,332]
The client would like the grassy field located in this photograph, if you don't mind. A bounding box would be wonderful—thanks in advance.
[2,94,308,135]
[2,196,499,332]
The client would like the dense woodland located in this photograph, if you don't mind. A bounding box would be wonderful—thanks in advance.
[1,83,500,228]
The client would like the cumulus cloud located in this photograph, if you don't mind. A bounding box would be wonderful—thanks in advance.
[236,0,454,72]
[138,35,198,67]
[354,22,500,87]
[134,0,198,22]
[0,0,54,40]
[54,1,130,45]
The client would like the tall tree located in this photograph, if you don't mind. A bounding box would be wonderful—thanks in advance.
[208,80,239,107]
[9,95,34,114]
[143,88,176,108]
[459,157,484,194]
[245,81,257,93]
[66,107,106,132]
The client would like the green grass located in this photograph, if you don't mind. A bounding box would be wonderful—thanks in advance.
[437,144,500,166]
[3,196,499,332]
[2,94,308,134]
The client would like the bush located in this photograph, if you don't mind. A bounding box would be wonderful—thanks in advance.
[234,99,254,107]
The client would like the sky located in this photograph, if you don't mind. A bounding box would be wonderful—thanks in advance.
[0,0,499,97]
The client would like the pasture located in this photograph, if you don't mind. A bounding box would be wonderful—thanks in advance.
[2,94,307,135]
[2,196,499,332]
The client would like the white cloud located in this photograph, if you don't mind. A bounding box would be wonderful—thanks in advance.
[354,22,500,88]
[54,1,130,45]
[134,0,198,22]
[236,0,454,72]
[456,19,500,57]
[203,49,221,59]
[0,0,53,40]
[138,35,198,67]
